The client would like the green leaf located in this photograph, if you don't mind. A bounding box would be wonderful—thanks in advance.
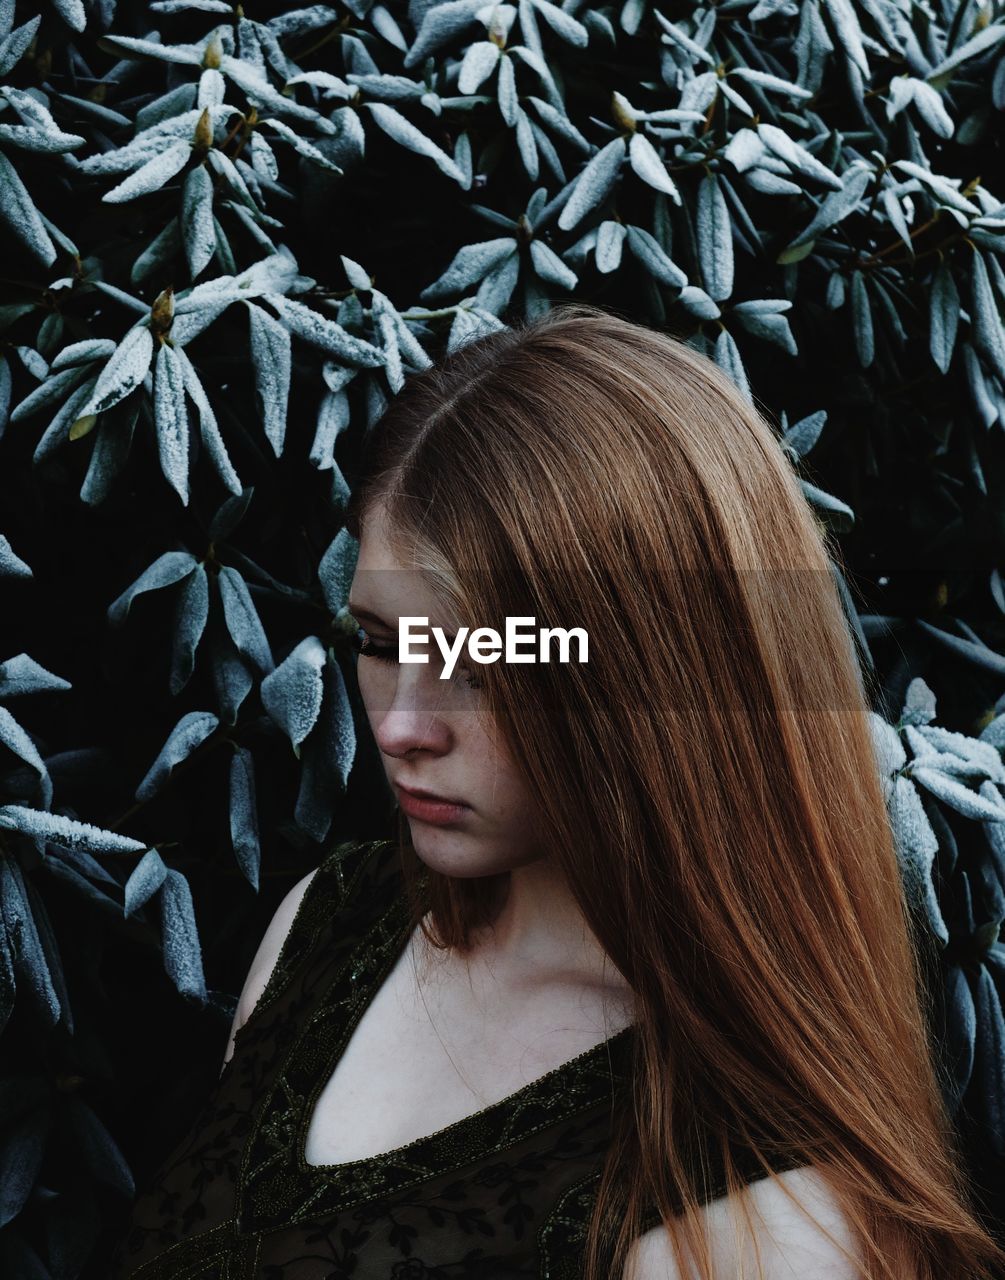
[181,164,216,279]
[557,137,626,232]
[930,261,960,374]
[135,711,220,803]
[697,173,733,302]
[153,342,191,506]
[850,270,874,367]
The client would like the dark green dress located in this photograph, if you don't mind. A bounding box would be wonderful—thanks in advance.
[108,837,801,1279]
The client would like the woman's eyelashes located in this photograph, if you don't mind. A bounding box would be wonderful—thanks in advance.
[351,628,483,689]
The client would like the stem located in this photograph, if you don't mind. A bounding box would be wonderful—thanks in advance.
[858,211,942,267]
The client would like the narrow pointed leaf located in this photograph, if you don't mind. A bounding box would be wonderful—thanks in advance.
[261,635,327,749]
[217,566,274,673]
[134,710,220,802]
[229,745,260,891]
[160,868,207,1000]
[153,343,191,505]
[170,564,209,695]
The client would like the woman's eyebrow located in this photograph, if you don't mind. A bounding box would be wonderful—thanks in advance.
[347,602,391,626]
[347,603,459,645]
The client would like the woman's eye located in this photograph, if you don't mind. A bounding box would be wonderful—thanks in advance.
[351,629,397,662]
[352,628,483,690]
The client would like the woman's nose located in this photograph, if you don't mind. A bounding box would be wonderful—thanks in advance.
[374,667,454,757]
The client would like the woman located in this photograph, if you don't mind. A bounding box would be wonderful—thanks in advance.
[108,303,1005,1279]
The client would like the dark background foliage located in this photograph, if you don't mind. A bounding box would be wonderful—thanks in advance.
[1,0,1004,1274]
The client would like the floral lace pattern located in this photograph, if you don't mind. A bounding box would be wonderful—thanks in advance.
[106,838,795,1278]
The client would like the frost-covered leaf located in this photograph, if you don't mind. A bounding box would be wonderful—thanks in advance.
[713,327,751,401]
[404,0,486,67]
[124,848,167,916]
[212,634,254,726]
[625,225,687,287]
[182,163,216,278]
[971,252,1005,384]
[218,54,335,132]
[787,165,871,248]
[170,564,209,695]
[363,101,467,185]
[891,160,981,215]
[0,706,51,808]
[850,270,874,367]
[628,131,680,203]
[265,294,385,367]
[0,15,41,77]
[263,116,344,172]
[557,136,625,231]
[758,123,842,189]
[887,775,948,943]
[49,339,116,371]
[654,12,716,65]
[528,239,577,290]
[868,709,906,777]
[910,724,1005,784]
[929,260,960,374]
[0,150,55,265]
[228,744,260,891]
[732,300,797,354]
[217,566,274,673]
[310,386,351,467]
[420,237,518,302]
[0,654,70,698]
[102,139,192,204]
[261,635,326,749]
[153,343,191,505]
[294,654,356,840]
[160,867,207,1000]
[246,301,291,456]
[10,362,93,423]
[0,857,59,1026]
[910,764,1005,821]
[697,173,732,302]
[595,219,626,273]
[284,68,353,98]
[319,527,359,614]
[525,97,590,153]
[0,805,146,855]
[81,326,153,418]
[729,67,812,98]
[174,347,243,495]
[108,551,197,626]
[135,710,220,802]
[0,533,32,579]
[530,0,587,44]
[927,23,1005,80]
[901,677,937,728]
[458,40,499,94]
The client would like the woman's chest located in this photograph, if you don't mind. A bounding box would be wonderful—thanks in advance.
[303,926,635,1167]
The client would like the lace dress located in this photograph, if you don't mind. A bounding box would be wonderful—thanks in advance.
[107,837,802,1279]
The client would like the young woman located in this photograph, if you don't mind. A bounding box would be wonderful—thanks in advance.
[108,303,1005,1279]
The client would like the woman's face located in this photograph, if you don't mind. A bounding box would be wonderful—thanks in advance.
[348,502,546,878]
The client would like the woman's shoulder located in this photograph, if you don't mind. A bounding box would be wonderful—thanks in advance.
[222,837,399,1063]
[622,1165,861,1280]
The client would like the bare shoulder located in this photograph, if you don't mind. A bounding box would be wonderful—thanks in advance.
[219,866,320,1074]
[622,1164,861,1280]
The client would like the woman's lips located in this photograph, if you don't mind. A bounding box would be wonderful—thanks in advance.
[394,783,469,825]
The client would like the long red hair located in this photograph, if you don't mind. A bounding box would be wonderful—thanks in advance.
[344,302,1005,1279]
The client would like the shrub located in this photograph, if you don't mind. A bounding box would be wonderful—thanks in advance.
[0,0,1003,1272]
